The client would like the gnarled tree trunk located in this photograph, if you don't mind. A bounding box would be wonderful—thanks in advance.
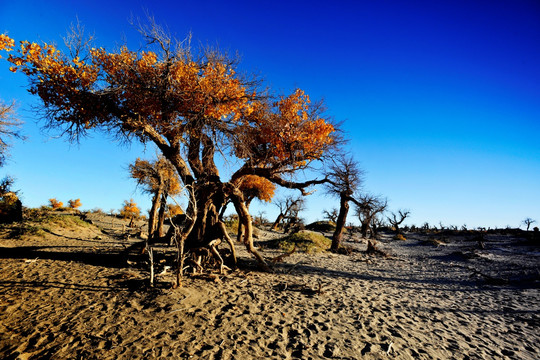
[331,194,350,252]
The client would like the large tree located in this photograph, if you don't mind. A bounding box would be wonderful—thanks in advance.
[2,25,336,278]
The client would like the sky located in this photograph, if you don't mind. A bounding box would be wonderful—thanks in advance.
[0,0,539,229]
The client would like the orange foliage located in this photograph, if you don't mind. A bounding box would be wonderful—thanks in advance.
[6,38,252,132]
[68,198,82,209]
[239,175,276,203]
[120,199,140,219]
[167,203,184,217]
[48,198,63,209]
[0,34,15,58]
[237,89,335,167]
[130,157,180,196]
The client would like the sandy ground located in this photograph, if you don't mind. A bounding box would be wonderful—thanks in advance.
[0,213,539,359]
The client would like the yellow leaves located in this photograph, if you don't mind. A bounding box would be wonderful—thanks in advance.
[239,175,276,202]
[0,34,15,58]
[236,88,335,168]
[68,198,82,209]
[120,199,140,219]
[48,198,63,210]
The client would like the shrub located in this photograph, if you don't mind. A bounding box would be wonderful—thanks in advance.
[272,230,331,253]
[48,198,63,210]
[68,198,82,209]
[0,191,22,223]
[394,233,406,241]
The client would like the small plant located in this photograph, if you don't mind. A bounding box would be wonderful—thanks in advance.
[394,233,406,241]
[48,198,63,210]
[68,198,82,209]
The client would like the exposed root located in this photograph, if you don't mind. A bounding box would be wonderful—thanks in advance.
[271,246,296,264]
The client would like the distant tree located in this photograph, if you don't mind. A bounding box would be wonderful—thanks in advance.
[68,198,82,209]
[355,194,387,238]
[387,209,410,235]
[0,176,15,195]
[324,155,364,252]
[49,198,63,210]
[522,218,536,231]
[370,215,385,239]
[322,208,339,223]
[120,199,140,227]
[271,195,305,232]
[130,156,181,242]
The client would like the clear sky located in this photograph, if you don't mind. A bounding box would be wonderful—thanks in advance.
[0,0,539,229]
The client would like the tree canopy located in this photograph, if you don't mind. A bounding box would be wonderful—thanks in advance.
[1,25,338,275]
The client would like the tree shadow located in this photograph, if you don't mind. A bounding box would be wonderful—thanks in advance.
[0,245,129,268]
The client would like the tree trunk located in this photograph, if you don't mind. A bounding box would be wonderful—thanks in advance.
[271,213,285,231]
[226,184,269,270]
[237,222,244,243]
[148,187,163,242]
[157,192,167,238]
[360,220,370,238]
[331,194,350,252]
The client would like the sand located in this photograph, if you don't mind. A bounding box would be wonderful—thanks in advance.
[0,212,539,359]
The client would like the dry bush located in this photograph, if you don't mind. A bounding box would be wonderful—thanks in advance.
[68,198,82,209]
[393,233,406,241]
[48,198,63,210]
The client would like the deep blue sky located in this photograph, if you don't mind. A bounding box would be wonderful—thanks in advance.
[1,0,539,228]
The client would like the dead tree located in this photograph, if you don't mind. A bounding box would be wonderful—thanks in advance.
[355,194,387,238]
[388,209,410,235]
[271,196,305,231]
[322,208,339,223]
[522,218,537,231]
[324,155,364,252]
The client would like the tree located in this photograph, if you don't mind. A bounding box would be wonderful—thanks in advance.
[120,199,140,227]
[522,218,536,231]
[322,208,338,223]
[271,195,305,231]
[388,209,410,235]
[129,156,180,242]
[324,155,364,252]
[355,194,387,238]
[3,23,337,278]
[68,198,82,209]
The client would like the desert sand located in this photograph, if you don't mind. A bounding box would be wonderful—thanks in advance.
[0,212,539,359]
